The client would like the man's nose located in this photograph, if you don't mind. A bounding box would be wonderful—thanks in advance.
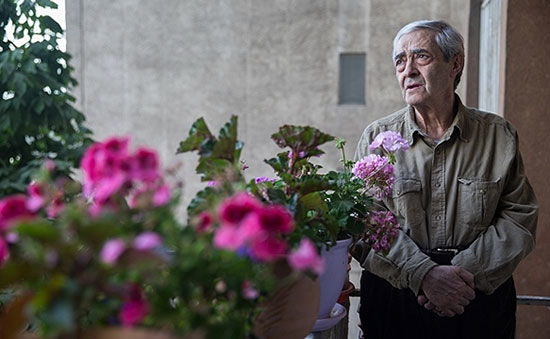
[403,58,418,77]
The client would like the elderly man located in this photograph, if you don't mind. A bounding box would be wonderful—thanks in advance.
[353,20,538,339]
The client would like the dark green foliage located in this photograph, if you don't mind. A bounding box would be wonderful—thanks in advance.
[0,0,93,197]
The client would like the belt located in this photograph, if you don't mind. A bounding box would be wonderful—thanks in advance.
[423,246,466,265]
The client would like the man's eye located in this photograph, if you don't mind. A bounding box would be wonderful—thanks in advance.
[418,54,427,59]
[395,59,402,66]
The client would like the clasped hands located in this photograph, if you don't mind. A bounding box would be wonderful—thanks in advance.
[417,265,475,317]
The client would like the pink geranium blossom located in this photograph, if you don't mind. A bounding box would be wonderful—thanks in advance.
[365,210,400,252]
[288,238,324,275]
[133,231,162,251]
[119,284,149,327]
[250,236,288,261]
[129,148,160,183]
[0,237,9,267]
[0,195,34,231]
[369,131,409,153]
[46,191,65,218]
[26,182,45,212]
[195,211,213,233]
[218,192,262,225]
[257,204,294,235]
[352,154,395,198]
[100,238,126,264]
[152,185,171,206]
[242,280,259,300]
[213,225,247,251]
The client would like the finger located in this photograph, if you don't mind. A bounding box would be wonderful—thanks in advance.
[424,301,436,311]
[417,295,428,306]
[456,268,475,288]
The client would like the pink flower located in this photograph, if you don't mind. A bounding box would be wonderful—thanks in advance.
[81,138,131,199]
[206,180,217,187]
[46,191,65,218]
[152,184,171,206]
[0,195,34,231]
[213,225,246,251]
[133,231,162,251]
[369,131,409,153]
[100,238,126,264]
[352,154,395,198]
[365,211,400,252]
[257,204,294,235]
[26,182,45,212]
[129,148,160,183]
[254,176,277,184]
[194,211,213,233]
[288,238,324,275]
[250,236,288,262]
[242,280,259,300]
[218,192,262,225]
[0,237,10,266]
[43,159,56,172]
[119,285,149,327]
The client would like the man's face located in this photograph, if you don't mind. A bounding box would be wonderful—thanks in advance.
[393,29,459,107]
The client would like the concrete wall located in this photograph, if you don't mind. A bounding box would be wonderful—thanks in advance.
[502,0,550,337]
[66,0,469,213]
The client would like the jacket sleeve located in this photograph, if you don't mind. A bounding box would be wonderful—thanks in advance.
[353,126,438,295]
[451,131,538,294]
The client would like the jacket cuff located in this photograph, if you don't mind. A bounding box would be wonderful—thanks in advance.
[408,256,438,295]
[451,249,493,293]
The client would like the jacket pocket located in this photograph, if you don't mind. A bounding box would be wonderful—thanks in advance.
[457,177,501,229]
[392,178,424,227]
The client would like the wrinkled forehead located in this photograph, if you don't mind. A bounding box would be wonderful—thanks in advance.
[392,29,438,59]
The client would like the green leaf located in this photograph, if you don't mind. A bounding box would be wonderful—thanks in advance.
[176,117,214,154]
[195,158,233,179]
[271,125,335,152]
[39,15,63,34]
[16,220,59,241]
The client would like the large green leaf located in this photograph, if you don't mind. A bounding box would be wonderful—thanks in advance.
[176,117,214,154]
[271,125,335,151]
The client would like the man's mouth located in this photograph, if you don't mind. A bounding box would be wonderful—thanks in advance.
[406,83,422,90]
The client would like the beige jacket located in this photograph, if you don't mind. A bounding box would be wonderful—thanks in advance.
[353,96,538,295]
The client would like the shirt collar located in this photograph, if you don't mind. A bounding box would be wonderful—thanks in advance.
[403,94,470,145]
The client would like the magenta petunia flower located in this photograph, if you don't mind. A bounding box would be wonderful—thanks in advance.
[218,192,262,225]
[100,238,126,264]
[0,195,34,231]
[133,231,162,251]
[288,238,324,275]
[369,131,409,153]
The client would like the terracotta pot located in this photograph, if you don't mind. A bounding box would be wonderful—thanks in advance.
[253,261,320,339]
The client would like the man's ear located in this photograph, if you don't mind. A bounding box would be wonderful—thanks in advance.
[451,54,464,77]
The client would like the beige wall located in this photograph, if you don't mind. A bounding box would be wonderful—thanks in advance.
[66,0,469,214]
[502,0,550,338]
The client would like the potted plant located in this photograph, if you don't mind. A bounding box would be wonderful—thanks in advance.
[0,134,323,339]
[177,116,409,331]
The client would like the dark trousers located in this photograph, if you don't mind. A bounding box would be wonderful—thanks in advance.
[359,270,516,339]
